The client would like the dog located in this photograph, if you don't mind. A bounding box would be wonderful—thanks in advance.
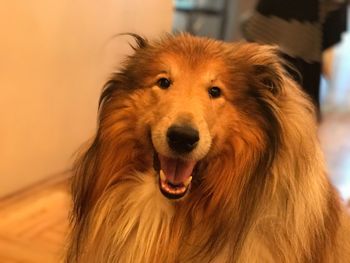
[66,34,350,262]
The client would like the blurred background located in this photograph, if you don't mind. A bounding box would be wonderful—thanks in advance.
[0,0,349,262]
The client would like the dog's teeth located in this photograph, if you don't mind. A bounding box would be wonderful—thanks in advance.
[159,170,190,197]
[184,176,192,187]
[160,170,166,182]
[178,187,186,194]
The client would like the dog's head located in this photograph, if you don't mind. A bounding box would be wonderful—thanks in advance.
[74,34,315,216]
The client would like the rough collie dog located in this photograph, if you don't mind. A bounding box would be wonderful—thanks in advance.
[67,34,350,262]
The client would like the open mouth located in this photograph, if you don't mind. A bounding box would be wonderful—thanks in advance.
[154,154,197,200]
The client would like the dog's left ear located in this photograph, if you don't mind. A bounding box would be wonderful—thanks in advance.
[252,63,283,95]
[249,46,286,95]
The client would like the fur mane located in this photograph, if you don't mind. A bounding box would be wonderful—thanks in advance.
[66,34,349,263]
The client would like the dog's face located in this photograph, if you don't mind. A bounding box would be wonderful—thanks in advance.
[148,52,231,199]
[97,34,286,202]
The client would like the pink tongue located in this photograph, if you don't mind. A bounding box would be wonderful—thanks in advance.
[158,155,196,185]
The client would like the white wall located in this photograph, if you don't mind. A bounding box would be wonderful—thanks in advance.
[0,0,173,197]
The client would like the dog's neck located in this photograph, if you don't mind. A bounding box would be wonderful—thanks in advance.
[78,171,237,262]
[77,160,337,263]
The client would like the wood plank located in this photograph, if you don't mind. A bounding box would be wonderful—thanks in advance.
[0,178,70,263]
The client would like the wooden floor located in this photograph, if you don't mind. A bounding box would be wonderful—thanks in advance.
[0,180,70,263]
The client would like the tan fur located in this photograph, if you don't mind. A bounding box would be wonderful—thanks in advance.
[66,34,350,262]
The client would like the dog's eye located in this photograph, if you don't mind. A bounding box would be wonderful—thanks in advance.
[208,87,221,98]
[157,78,171,89]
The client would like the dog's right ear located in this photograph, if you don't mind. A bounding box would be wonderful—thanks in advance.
[117,33,148,50]
[97,34,149,106]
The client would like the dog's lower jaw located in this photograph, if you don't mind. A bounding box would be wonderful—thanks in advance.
[159,169,192,199]
[153,151,198,200]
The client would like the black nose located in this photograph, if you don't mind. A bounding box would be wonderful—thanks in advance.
[167,125,199,154]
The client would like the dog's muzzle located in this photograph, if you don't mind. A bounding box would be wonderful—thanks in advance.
[153,124,200,200]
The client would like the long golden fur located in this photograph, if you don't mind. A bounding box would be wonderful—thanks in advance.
[66,34,350,262]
